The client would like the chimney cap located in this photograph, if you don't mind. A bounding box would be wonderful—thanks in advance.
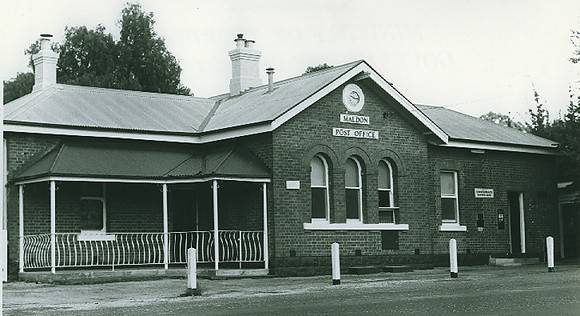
[40,33,53,38]
[266,67,275,73]
[236,33,244,39]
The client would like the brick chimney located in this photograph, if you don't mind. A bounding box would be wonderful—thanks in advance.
[32,34,58,91]
[229,34,262,96]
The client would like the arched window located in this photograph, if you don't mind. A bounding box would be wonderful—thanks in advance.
[345,157,363,222]
[310,155,330,221]
[378,160,395,223]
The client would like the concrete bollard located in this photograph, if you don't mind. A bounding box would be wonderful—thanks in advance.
[449,239,458,278]
[186,248,201,296]
[546,236,555,272]
[331,242,340,285]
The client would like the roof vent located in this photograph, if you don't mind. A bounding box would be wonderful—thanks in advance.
[266,68,275,93]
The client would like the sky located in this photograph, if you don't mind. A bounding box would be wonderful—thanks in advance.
[1,0,579,122]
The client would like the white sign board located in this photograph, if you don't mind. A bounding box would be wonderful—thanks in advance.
[286,180,300,190]
[340,114,370,125]
[332,128,379,140]
[474,188,494,198]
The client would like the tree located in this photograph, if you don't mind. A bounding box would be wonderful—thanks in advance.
[304,63,333,74]
[57,25,117,88]
[527,90,550,136]
[115,3,190,94]
[3,73,34,103]
[3,2,191,103]
[479,111,526,131]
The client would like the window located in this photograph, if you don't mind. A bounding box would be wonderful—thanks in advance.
[345,157,363,222]
[440,171,459,223]
[378,160,395,223]
[80,183,106,232]
[310,155,330,221]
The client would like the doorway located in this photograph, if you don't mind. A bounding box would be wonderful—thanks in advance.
[508,192,526,254]
[561,203,580,258]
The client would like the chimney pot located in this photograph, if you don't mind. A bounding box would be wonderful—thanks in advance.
[245,39,255,48]
[266,67,275,92]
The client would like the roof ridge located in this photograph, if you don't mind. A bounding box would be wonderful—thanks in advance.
[48,143,66,172]
[208,60,364,99]
[56,84,211,101]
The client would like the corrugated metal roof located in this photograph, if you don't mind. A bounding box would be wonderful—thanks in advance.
[202,61,362,131]
[5,85,215,133]
[13,142,270,181]
[416,105,557,148]
[3,60,557,150]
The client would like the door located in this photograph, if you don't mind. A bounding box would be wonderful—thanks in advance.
[171,189,198,231]
[562,203,580,258]
[508,192,526,254]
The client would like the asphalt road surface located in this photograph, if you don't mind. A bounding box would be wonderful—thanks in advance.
[5,265,580,315]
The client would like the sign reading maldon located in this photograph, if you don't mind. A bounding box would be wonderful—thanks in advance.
[332,127,379,140]
[340,113,370,125]
[474,188,494,198]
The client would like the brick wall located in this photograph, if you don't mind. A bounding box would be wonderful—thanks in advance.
[270,79,434,263]
[429,147,558,256]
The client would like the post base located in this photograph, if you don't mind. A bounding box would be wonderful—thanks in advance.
[548,267,555,272]
[450,272,458,278]
[332,279,341,285]
[183,288,202,296]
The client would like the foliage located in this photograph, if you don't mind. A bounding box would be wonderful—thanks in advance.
[3,73,34,104]
[57,25,118,88]
[4,2,191,103]
[571,29,580,64]
[528,88,580,183]
[304,63,333,74]
[115,3,190,94]
[479,111,526,131]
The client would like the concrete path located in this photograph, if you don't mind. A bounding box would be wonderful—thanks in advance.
[3,264,580,315]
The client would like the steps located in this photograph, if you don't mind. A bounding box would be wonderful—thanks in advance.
[348,265,413,275]
[489,257,540,267]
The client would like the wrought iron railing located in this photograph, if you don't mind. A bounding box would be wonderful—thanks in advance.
[22,230,264,270]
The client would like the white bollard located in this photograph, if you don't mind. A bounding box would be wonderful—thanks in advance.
[449,239,458,278]
[331,242,340,285]
[546,236,555,272]
[186,248,201,296]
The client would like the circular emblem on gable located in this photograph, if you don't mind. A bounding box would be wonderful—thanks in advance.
[342,83,365,112]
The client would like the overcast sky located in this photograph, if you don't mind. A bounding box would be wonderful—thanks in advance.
[1,0,579,122]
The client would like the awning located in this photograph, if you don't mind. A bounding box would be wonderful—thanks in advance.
[12,141,271,183]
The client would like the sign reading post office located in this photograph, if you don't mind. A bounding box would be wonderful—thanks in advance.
[332,127,379,140]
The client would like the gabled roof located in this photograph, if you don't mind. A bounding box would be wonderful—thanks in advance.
[13,142,270,183]
[3,59,558,154]
[4,60,448,143]
[417,105,558,149]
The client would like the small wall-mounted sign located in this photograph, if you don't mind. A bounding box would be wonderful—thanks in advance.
[474,188,494,198]
[286,180,300,190]
[332,127,379,140]
[340,113,370,125]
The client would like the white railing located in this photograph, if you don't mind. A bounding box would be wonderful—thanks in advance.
[22,230,264,270]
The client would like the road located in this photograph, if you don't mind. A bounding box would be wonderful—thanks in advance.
[5,265,580,315]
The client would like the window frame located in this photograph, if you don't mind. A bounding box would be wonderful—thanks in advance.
[440,170,460,224]
[80,183,107,233]
[310,155,331,223]
[345,157,363,223]
[378,159,396,223]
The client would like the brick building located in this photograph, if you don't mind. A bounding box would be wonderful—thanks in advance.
[2,34,562,278]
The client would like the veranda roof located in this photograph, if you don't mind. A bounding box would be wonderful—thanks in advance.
[12,141,271,183]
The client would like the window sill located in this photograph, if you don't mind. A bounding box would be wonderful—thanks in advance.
[78,231,116,241]
[438,224,467,232]
[304,222,409,231]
